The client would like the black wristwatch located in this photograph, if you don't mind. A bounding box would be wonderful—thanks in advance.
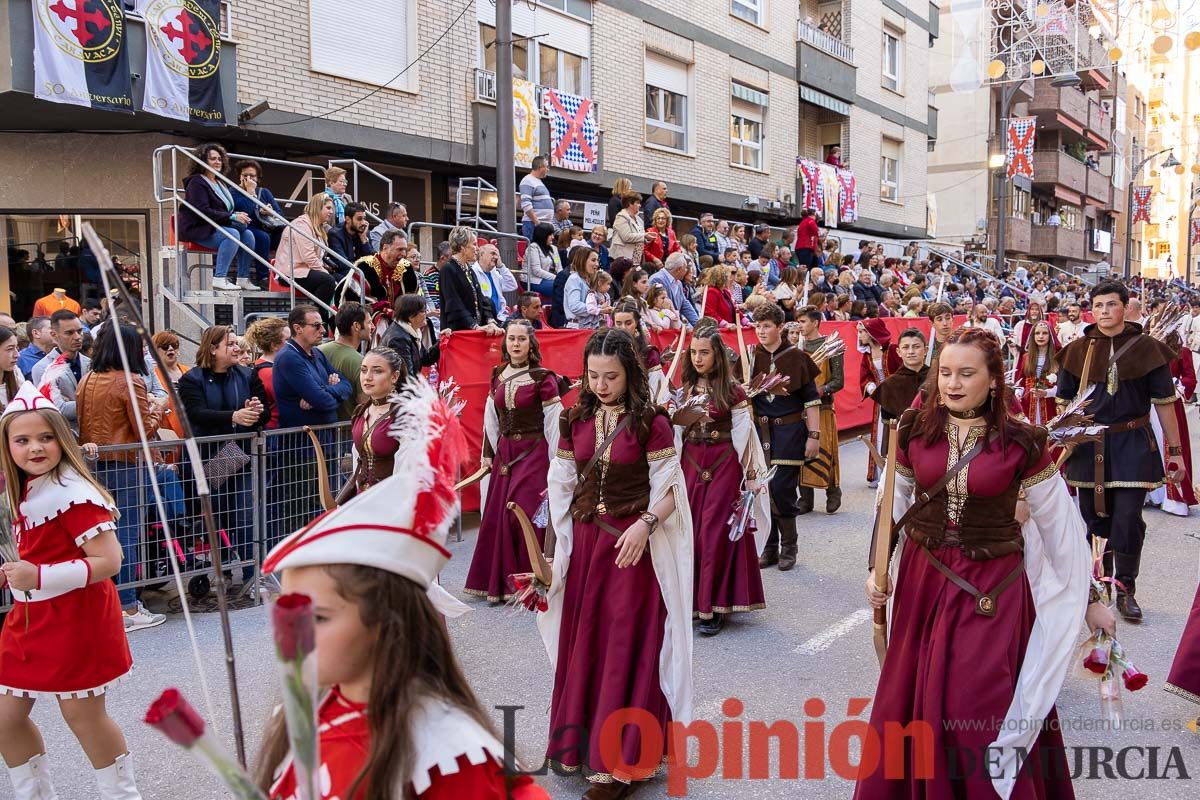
[807,431,821,440]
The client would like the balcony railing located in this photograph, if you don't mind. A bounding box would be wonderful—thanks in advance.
[474,68,598,118]
[797,21,854,64]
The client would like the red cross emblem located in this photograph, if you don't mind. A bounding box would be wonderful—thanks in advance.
[1007,121,1035,178]
[1132,187,1152,223]
[547,92,594,163]
[161,8,213,65]
[50,0,111,47]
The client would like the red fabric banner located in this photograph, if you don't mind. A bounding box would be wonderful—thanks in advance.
[440,317,932,511]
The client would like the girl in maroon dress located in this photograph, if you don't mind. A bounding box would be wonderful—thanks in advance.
[260,380,549,800]
[1014,320,1059,426]
[858,318,893,487]
[466,320,563,604]
[0,384,141,799]
[1167,562,1200,729]
[861,328,1115,799]
[538,329,693,800]
[676,327,770,636]
[611,300,666,402]
[339,347,408,504]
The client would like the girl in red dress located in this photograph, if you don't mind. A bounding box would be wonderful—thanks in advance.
[0,383,141,799]
[1015,320,1059,426]
[611,300,666,402]
[259,379,548,800]
[676,328,770,636]
[467,320,563,604]
[858,318,893,487]
[860,328,1115,799]
[539,329,693,799]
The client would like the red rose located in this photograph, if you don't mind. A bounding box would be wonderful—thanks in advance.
[144,688,205,748]
[1122,665,1148,692]
[1083,643,1109,674]
[272,593,315,662]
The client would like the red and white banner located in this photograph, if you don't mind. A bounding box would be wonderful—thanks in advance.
[1006,117,1036,179]
[1132,186,1153,223]
[1191,218,1200,246]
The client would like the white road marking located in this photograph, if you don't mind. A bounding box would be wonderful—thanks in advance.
[793,608,873,655]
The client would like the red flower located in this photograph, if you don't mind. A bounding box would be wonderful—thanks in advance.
[1083,643,1109,674]
[144,688,205,748]
[272,593,316,662]
[1122,665,1148,692]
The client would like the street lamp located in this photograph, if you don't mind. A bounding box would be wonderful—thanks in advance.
[1124,142,1180,278]
[993,71,1083,273]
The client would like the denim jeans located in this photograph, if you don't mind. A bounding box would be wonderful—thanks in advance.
[247,227,272,281]
[529,277,555,297]
[193,225,255,278]
[96,461,141,608]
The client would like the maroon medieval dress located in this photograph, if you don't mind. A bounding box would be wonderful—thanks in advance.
[465,367,560,602]
[677,384,765,620]
[543,407,682,783]
[855,411,1085,799]
[1167,581,1200,711]
[343,403,400,501]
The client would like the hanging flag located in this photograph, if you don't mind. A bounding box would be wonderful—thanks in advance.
[1132,186,1153,223]
[512,78,539,169]
[32,0,133,113]
[796,158,824,218]
[836,169,858,223]
[139,0,226,125]
[1006,117,1036,179]
[1191,218,1200,246]
[543,89,598,172]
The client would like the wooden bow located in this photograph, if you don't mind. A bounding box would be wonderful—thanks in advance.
[508,501,552,586]
[872,421,900,667]
[454,465,491,492]
[304,426,336,512]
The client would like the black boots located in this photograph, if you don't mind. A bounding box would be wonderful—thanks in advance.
[698,612,724,636]
[759,523,779,568]
[797,487,814,515]
[1113,552,1143,622]
[778,517,799,571]
[825,486,842,513]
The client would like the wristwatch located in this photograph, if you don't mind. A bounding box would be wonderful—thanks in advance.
[639,512,660,534]
[1168,445,1184,456]
[807,431,821,440]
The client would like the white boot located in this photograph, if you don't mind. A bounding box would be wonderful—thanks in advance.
[7,753,59,800]
[95,753,141,800]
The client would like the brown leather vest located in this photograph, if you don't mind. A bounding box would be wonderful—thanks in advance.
[497,401,545,439]
[905,482,1024,561]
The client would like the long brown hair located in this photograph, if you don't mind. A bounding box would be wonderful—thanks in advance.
[0,327,20,402]
[574,328,653,437]
[501,318,542,367]
[911,326,1026,453]
[681,328,736,412]
[255,565,497,800]
[0,408,115,514]
[1020,320,1058,380]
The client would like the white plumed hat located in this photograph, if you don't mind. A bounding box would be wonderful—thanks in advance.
[2,381,58,419]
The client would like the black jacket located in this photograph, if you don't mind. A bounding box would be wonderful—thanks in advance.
[178,174,238,243]
[177,365,266,453]
[549,269,571,328]
[606,195,622,227]
[382,322,440,379]
[853,282,884,305]
[325,226,374,277]
[438,258,495,331]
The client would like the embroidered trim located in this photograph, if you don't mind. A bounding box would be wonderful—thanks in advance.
[1021,461,1060,490]
[545,756,669,785]
[896,463,914,479]
[804,399,822,409]
[556,448,575,460]
[647,446,676,461]
[461,587,514,603]
[1164,682,1200,707]
[732,400,748,410]
[770,458,809,466]
[1066,479,1164,490]
[0,667,131,700]
[695,603,767,619]
[74,521,117,547]
[1151,396,1177,405]
[944,423,984,524]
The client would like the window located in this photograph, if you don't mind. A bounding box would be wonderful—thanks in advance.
[730,82,767,170]
[882,30,902,92]
[731,0,763,25]
[479,24,530,81]
[1060,206,1081,231]
[311,0,418,92]
[537,0,594,21]
[539,44,588,95]
[1008,187,1030,219]
[881,138,902,201]
[645,52,690,152]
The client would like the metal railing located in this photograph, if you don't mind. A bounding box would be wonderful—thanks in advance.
[797,21,855,64]
[473,68,600,118]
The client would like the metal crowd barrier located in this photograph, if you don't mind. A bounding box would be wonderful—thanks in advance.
[0,423,356,614]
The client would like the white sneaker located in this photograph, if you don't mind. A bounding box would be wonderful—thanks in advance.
[236,278,257,291]
[212,277,241,291]
[123,602,166,632]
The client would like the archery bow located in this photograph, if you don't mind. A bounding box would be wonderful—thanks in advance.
[872,420,900,667]
[508,501,552,586]
[304,426,336,512]
[455,465,491,492]
[82,224,249,766]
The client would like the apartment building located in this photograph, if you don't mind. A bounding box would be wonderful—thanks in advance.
[927,3,1123,276]
[0,0,937,322]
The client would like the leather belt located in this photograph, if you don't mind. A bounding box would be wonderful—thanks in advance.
[758,412,806,426]
[500,429,543,442]
[683,447,733,482]
[1092,414,1150,517]
[920,545,1025,617]
[685,428,733,444]
[497,437,541,476]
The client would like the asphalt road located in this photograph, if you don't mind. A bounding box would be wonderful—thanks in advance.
[22,423,1200,799]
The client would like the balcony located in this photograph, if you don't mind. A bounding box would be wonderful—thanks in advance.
[1086,168,1112,207]
[796,22,856,105]
[1087,101,1109,147]
[1030,225,1087,261]
[1032,150,1087,196]
[989,216,1032,254]
[1100,68,1126,100]
[473,68,600,119]
[1029,84,1088,134]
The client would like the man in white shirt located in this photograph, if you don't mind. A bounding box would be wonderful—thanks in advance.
[965,302,1006,344]
[473,243,518,321]
[369,202,408,251]
[519,156,554,241]
[1056,303,1085,346]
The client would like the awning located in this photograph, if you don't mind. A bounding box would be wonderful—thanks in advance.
[1054,185,1082,205]
[733,82,770,107]
[1056,112,1084,135]
[1086,130,1108,148]
[801,86,850,116]
[1084,68,1111,90]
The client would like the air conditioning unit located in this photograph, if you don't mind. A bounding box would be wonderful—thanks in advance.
[768,200,784,211]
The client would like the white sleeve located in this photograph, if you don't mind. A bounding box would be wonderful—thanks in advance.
[542,398,562,459]
[732,404,771,554]
[987,470,1090,800]
[536,449,579,667]
[479,396,500,508]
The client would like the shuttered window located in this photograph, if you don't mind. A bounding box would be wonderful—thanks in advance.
[310,0,419,92]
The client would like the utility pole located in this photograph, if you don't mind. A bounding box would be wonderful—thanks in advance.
[494,0,518,269]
